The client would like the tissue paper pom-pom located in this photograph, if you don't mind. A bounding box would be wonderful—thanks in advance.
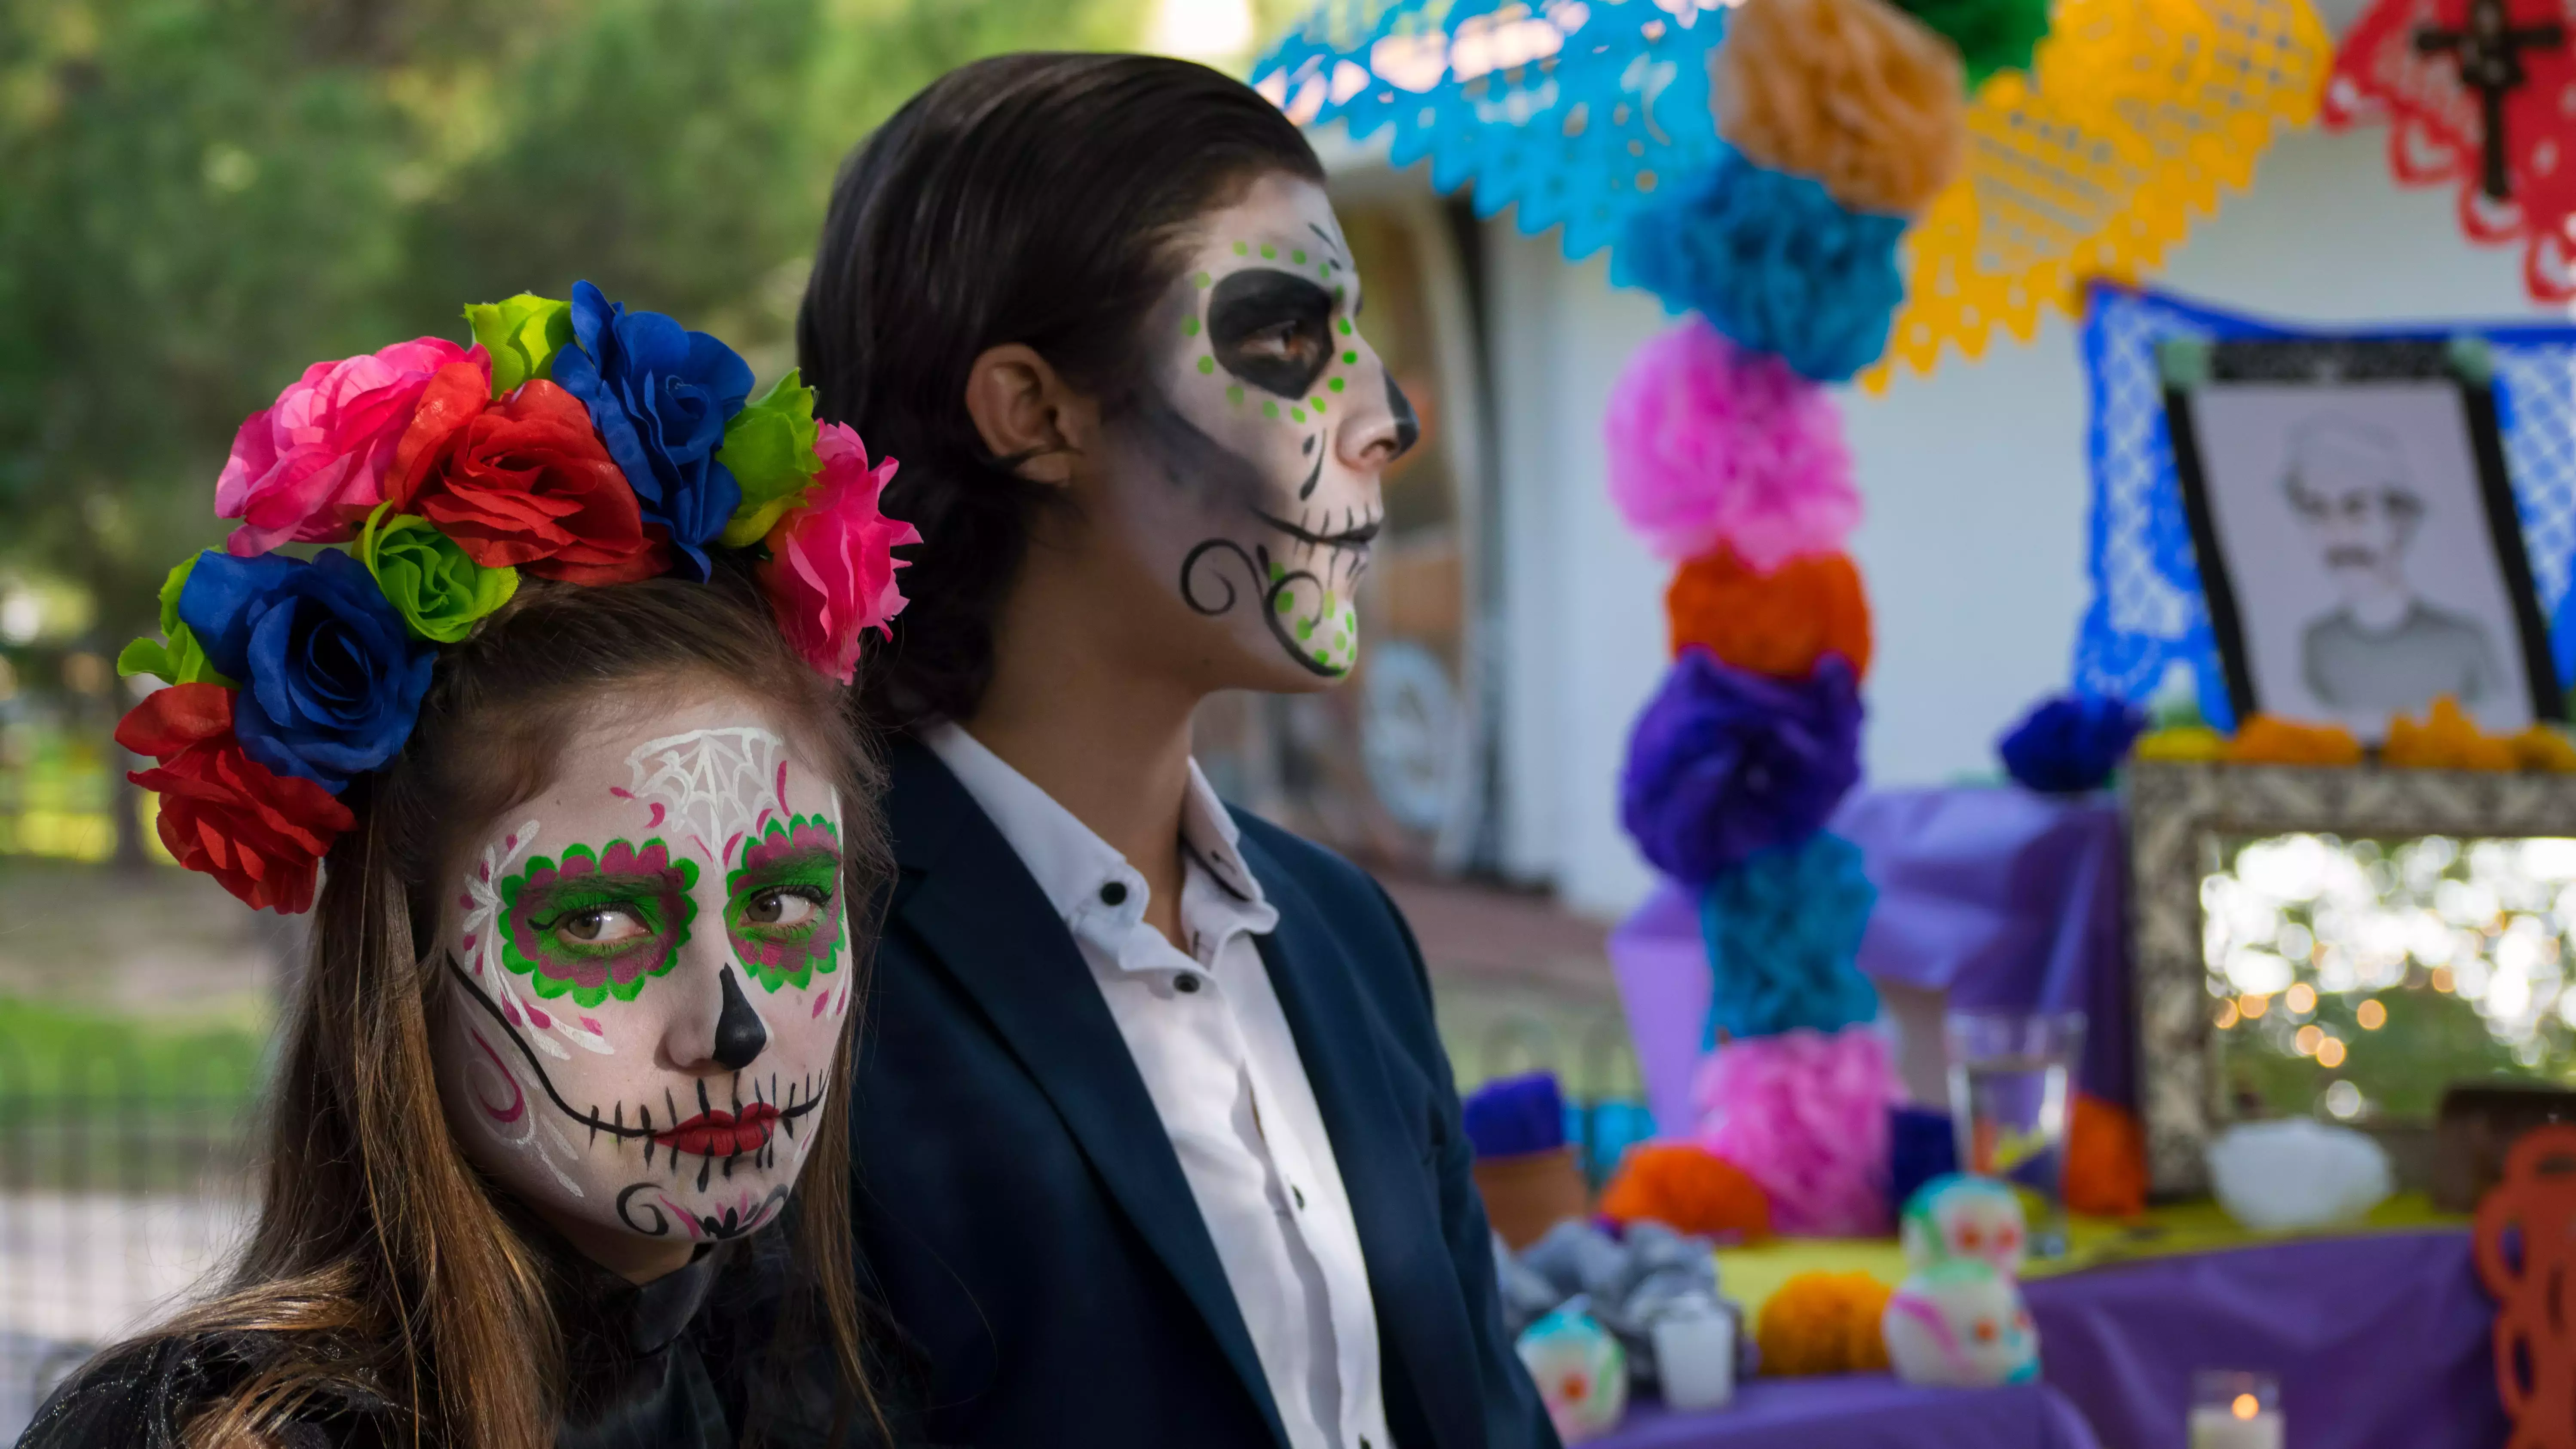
[1998,692,2146,794]
[1613,154,1906,385]
[2064,1094,2148,1219]
[1464,1072,1570,1159]
[1700,834,1879,1044]
[1667,547,1872,681]
[2515,726,2576,772]
[1695,1028,1902,1237]
[1888,0,2050,83]
[1755,1271,1894,1375]
[1605,321,1859,567]
[2383,695,2519,771]
[1712,0,1968,218]
[2134,724,2228,763]
[1621,651,1865,886]
[2225,715,2364,767]
[1599,1142,1774,1244]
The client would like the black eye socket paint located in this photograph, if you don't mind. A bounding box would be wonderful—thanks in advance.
[1208,269,1335,399]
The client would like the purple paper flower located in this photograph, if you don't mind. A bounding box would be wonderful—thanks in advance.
[1998,692,2145,794]
[1620,649,1863,885]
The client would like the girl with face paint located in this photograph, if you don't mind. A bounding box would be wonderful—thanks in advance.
[25,575,902,1449]
[800,53,1554,1449]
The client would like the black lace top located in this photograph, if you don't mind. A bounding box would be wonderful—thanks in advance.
[14,1219,894,1449]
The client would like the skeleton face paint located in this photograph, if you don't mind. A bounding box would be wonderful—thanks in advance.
[1103,173,1417,687]
[433,690,852,1247]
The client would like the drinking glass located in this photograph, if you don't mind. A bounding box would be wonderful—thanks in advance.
[1945,1010,2085,1257]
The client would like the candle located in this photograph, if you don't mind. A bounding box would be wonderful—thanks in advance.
[2188,1397,2285,1449]
[1652,1305,1737,1412]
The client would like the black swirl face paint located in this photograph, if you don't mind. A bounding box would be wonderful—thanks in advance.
[1120,175,1416,680]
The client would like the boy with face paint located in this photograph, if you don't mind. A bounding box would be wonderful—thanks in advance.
[801,54,1555,1449]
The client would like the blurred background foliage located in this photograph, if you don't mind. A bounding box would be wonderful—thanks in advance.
[0,0,1302,868]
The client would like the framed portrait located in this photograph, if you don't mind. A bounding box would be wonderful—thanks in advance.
[2159,336,2562,742]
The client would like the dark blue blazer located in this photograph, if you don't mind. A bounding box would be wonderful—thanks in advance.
[849,736,1556,1449]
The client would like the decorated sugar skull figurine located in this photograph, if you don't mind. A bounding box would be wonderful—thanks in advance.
[1901,1173,2028,1277]
[1882,1260,2041,1388]
[1515,1304,1630,1443]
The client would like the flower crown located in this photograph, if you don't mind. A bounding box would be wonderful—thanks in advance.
[110,281,920,916]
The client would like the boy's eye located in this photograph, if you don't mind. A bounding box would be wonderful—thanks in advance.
[562,907,647,944]
[744,887,818,927]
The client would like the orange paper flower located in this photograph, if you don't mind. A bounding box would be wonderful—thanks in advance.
[1598,1142,1773,1244]
[2064,1093,2148,1219]
[2225,715,2363,767]
[1756,1271,1894,1375]
[1666,547,1873,682]
[2384,696,2519,772]
[1712,0,1969,218]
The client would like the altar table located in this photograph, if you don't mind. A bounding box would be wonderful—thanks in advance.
[1599,1221,2503,1449]
[1596,1376,2102,1449]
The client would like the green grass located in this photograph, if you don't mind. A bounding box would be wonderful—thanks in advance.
[0,995,267,1106]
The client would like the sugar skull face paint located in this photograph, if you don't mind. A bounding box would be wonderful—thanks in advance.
[1102,173,1417,689]
[433,690,853,1248]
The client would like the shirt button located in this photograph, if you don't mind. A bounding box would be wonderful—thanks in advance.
[1099,881,1128,907]
[1293,1186,1306,1210]
[1175,972,1203,994]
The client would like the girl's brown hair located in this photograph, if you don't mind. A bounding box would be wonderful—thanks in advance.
[123,567,885,1447]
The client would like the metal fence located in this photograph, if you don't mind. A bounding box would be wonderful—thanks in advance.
[0,1001,1645,1440]
[0,1033,260,1440]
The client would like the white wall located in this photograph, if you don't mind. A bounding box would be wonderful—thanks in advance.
[1488,123,2543,921]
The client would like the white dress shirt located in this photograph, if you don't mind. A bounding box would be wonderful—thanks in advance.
[925,723,1393,1449]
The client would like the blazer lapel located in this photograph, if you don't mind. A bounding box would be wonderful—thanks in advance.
[1241,833,1486,1449]
[883,739,1292,1449]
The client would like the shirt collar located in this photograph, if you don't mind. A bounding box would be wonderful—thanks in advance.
[921,722,1274,944]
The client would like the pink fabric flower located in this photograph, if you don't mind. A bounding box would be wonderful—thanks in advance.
[1693,1026,1901,1236]
[216,338,488,556]
[1605,318,1860,568]
[758,423,921,683]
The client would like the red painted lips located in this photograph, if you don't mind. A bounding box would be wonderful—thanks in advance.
[652,1103,780,1158]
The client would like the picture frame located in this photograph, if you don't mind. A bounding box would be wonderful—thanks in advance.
[2127,758,2576,1196]
[2159,335,2562,742]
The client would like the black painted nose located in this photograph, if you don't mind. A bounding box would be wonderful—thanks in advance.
[1386,373,1420,457]
[712,966,768,1071]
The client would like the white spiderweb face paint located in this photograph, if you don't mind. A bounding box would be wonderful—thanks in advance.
[622,726,790,866]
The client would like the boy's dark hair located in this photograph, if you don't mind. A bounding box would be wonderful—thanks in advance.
[797,52,1322,729]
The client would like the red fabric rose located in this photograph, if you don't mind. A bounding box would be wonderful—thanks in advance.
[116,683,355,914]
[386,369,668,585]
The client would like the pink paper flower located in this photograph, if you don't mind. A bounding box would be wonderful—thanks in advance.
[216,338,488,556]
[1605,318,1860,568]
[759,423,921,683]
[1693,1026,1901,1236]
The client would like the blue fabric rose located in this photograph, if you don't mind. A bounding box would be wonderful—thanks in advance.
[1699,833,1880,1045]
[1997,692,2146,794]
[178,548,434,792]
[551,279,754,579]
[1620,649,1865,886]
[1612,153,1907,384]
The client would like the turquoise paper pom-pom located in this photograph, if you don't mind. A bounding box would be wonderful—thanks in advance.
[1699,833,1880,1045]
[1613,154,1907,385]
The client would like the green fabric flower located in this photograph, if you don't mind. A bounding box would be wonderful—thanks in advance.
[717,368,822,547]
[116,556,235,686]
[357,506,518,643]
[465,293,575,397]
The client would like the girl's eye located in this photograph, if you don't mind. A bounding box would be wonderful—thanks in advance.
[744,888,818,927]
[1243,320,1320,363]
[562,907,647,944]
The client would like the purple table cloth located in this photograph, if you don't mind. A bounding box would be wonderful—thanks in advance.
[2025,1228,2505,1449]
[1609,787,2132,1133]
[1595,1376,2103,1449]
